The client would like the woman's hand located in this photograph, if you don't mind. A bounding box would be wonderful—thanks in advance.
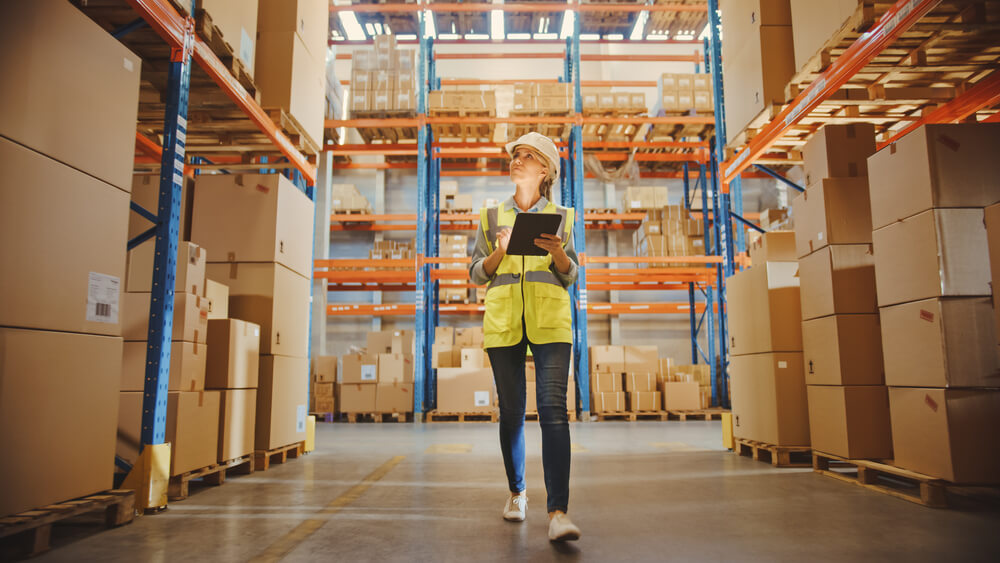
[534,233,572,274]
[496,228,512,255]
[482,228,511,277]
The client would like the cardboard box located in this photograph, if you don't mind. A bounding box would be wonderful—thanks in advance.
[375,382,413,414]
[806,385,892,459]
[0,137,129,336]
[121,340,206,392]
[592,391,626,413]
[0,0,141,192]
[802,315,883,386]
[127,241,206,296]
[200,0,258,70]
[720,0,793,49]
[801,123,876,186]
[867,124,1000,230]
[661,381,701,410]
[1,328,121,517]
[629,391,661,412]
[729,352,810,446]
[872,209,990,307]
[791,0,864,72]
[721,25,795,145]
[461,348,490,369]
[880,297,1000,388]
[367,330,394,354]
[168,390,221,476]
[659,358,674,380]
[436,368,495,413]
[255,30,325,147]
[748,231,797,263]
[392,330,414,355]
[378,353,414,384]
[205,319,261,389]
[312,355,337,383]
[256,0,328,61]
[592,372,623,392]
[218,389,257,462]
[205,279,229,320]
[986,202,1000,343]
[726,261,802,355]
[256,355,308,450]
[432,344,461,369]
[625,373,657,393]
[624,345,659,375]
[673,364,712,386]
[454,327,483,347]
[798,244,877,320]
[123,292,209,343]
[205,262,310,357]
[192,173,315,278]
[888,387,1000,484]
[128,174,192,241]
[342,353,379,384]
[337,383,377,414]
[792,177,873,258]
[759,208,788,231]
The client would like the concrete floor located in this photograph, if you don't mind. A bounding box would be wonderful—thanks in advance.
[27,421,1000,562]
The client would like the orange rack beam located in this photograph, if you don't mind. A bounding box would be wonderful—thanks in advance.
[326,302,708,316]
[330,3,708,14]
[328,212,647,231]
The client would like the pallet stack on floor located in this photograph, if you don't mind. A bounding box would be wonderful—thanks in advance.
[334,330,415,421]
[589,346,705,418]
[433,327,498,419]
[0,0,140,521]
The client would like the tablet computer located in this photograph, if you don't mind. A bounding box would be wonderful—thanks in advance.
[506,212,563,256]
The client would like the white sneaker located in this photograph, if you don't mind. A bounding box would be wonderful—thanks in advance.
[503,492,527,522]
[547,511,581,542]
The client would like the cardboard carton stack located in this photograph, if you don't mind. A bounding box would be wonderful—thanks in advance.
[435,327,495,412]
[440,180,474,212]
[720,0,796,145]
[200,0,258,79]
[310,356,337,414]
[331,183,372,213]
[868,123,1000,483]
[589,346,626,413]
[657,73,714,113]
[759,208,790,231]
[255,0,328,151]
[440,234,471,303]
[349,34,417,114]
[339,351,379,413]
[0,0,141,517]
[371,239,415,269]
[206,315,261,464]
[791,123,892,460]
[428,90,498,114]
[670,364,713,410]
[622,186,670,212]
[727,231,810,447]
[790,0,863,74]
[624,346,661,412]
[634,205,706,266]
[512,82,574,113]
[192,173,313,452]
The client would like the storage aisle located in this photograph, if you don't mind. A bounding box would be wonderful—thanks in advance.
[29,423,1000,562]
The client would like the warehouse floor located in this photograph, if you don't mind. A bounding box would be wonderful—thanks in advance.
[31,422,1000,562]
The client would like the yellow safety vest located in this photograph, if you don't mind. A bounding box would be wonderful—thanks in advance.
[480,200,575,348]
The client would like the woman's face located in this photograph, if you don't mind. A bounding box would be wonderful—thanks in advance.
[509,146,548,188]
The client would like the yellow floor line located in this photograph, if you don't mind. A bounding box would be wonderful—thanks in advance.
[249,455,405,563]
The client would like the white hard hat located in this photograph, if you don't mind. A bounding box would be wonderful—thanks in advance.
[505,132,560,183]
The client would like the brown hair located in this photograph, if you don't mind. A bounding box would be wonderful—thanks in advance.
[539,175,554,201]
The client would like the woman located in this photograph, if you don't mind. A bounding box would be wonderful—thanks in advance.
[468,132,581,542]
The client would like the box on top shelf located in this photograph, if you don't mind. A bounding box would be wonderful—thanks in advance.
[807,385,892,460]
[205,262,310,358]
[255,30,326,149]
[880,297,1000,389]
[798,244,877,320]
[256,355,308,450]
[192,173,315,279]
[199,0,258,72]
[721,23,795,145]
[867,123,1000,230]
[801,123,876,186]
[0,328,121,518]
[0,137,129,336]
[801,314,883,386]
[748,230,797,263]
[205,319,261,389]
[872,208,990,308]
[790,0,864,72]
[122,341,206,392]
[127,241,207,296]
[729,351,809,447]
[792,177,872,258]
[720,0,793,51]
[256,0,328,64]
[0,0,141,192]
[726,261,802,355]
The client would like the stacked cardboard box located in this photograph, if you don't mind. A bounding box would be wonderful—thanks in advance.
[338,330,416,415]
[192,173,313,452]
[440,234,470,303]
[657,73,714,113]
[311,355,337,413]
[727,231,810,446]
[634,205,705,266]
[371,239,415,268]
[206,316,261,464]
[793,124,892,460]
[435,327,498,412]
[670,364,712,410]
[256,0,327,150]
[868,124,1000,483]
[350,34,417,114]
[624,346,661,412]
[0,1,142,517]
[200,0,258,78]
[579,87,646,142]
[622,186,670,211]
[331,183,372,213]
[789,0,863,74]
[759,208,790,231]
[512,82,574,113]
[720,0,795,145]
[439,180,474,212]
[428,90,498,114]
[590,345,625,413]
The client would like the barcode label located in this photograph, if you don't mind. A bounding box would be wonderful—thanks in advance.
[86,272,120,323]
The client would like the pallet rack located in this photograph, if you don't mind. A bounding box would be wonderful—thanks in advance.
[77,0,318,505]
[317,1,740,419]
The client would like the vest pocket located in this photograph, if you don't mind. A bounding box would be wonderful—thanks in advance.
[484,283,514,333]
[532,282,571,330]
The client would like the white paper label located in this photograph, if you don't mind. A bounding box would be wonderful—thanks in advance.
[474,391,490,407]
[361,364,377,381]
[391,252,402,259]
[778,361,788,369]
[254,328,260,337]
[86,272,120,323]
[240,28,254,67]
[631,200,641,207]
[818,232,824,241]
[296,405,307,432]
[123,57,134,72]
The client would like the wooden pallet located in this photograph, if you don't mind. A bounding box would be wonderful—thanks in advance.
[340,412,414,423]
[734,438,812,468]
[594,410,669,422]
[426,410,499,423]
[264,107,321,156]
[0,490,134,558]
[813,451,957,508]
[667,408,729,421]
[194,9,260,103]
[253,442,305,472]
[351,110,420,144]
[167,454,254,501]
[429,109,496,143]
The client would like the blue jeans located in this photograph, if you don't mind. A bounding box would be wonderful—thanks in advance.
[487,334,572,514]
